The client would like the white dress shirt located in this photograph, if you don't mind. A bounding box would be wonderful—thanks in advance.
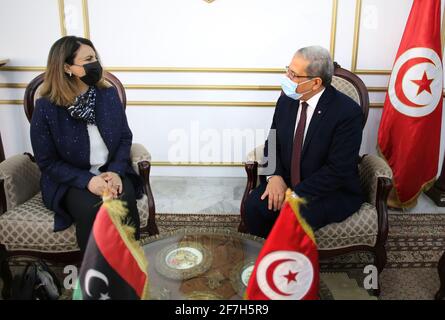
[267,88,325,182]
[87,124,109,175]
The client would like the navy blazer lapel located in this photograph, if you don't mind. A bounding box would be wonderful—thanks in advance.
[301,86,335,157]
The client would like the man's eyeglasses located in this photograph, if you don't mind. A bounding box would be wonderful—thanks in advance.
[285,66,318,81]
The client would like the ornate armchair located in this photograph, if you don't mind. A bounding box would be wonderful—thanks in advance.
[0,72,159,298]
[239,63,393,294]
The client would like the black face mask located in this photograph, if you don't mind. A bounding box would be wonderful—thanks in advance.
[75,61,103,86]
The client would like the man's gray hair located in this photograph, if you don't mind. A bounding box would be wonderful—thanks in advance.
[295,46,334,86]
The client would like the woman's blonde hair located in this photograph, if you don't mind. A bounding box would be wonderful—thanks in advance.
[40,36,108,106]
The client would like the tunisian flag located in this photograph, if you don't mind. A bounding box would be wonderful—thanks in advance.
[73,198,149,300]
[245,189,319,300]
[378,0,443,208]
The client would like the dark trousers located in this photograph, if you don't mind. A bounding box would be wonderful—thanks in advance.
[63,175,140,254]
[245,182,327,239]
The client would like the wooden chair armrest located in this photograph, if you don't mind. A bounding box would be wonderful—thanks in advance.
[137,160,158,236]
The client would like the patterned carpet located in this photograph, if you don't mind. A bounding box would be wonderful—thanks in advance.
[155,212,445,300]
[322,213,445,299]
[2,213,444,300]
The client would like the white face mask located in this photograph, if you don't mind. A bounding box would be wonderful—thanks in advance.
[281,76,314,100]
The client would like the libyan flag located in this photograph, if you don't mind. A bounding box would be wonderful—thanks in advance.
[73,199,149,300]
[245,189,319,300]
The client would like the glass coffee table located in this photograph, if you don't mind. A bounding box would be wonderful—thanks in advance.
[141,228,264,300]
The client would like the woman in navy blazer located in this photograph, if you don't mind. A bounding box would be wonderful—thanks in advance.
[30,36,142,253]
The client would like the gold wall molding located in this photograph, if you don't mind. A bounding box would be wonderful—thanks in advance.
[0,66,46,72]
[0,100,274,107]
[351,0,445,74]
[105,67,285,73]
[330,0,339,58]
[58,0,67,36]
[126,101,275,107]
[0,83,280,90]
[0,66,285,73]
[151,161,243,167]
[351,0,391,74]
[0,0,67,71]
[2,80,444,104]
[79,0,338,71]
[82,0,90,39]
[0,99,386,108]
[367,87,387,92]
[0,100,23,105]
[0,0,390,75]
[1,0,439,76]
[0,0,336,73]
[124,84,279,90]
[0,83,390,92]
[0,83,27,89]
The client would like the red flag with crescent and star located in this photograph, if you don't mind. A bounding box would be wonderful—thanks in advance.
[378,0,443,208]
[245,189,319,300]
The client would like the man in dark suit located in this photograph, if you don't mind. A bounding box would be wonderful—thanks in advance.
[245,46,364,238]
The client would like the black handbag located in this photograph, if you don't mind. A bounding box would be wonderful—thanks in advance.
[10,260,62,300]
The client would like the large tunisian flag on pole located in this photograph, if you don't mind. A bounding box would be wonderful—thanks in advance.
[378,0,443,208]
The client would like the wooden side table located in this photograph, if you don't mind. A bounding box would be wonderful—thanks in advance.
[436,250,445,300]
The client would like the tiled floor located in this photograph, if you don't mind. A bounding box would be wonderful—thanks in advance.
[388,193,445,214]
[151,177,445,214]
[151,177,245,214]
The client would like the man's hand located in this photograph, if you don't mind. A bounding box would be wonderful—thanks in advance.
[261,176,287,211]
[87,176,109,196]
[100,172,123,199]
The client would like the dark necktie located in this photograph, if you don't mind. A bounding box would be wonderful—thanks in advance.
[291,101,309,187]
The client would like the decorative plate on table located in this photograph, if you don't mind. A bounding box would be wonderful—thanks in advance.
[230,260,256,296]
[155,241,212,280]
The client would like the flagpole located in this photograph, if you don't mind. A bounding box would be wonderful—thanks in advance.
[425,1,445,206]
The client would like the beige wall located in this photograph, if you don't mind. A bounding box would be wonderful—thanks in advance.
[1,0,444,176]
